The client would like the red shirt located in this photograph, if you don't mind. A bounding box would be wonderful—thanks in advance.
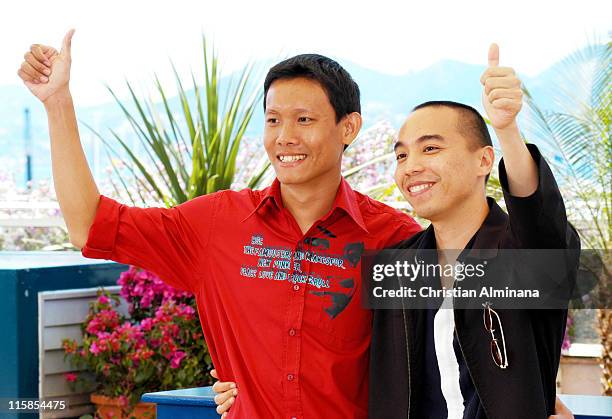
[82,178,421,418]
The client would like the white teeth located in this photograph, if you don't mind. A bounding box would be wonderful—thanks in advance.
[279,154,306,163]
[409,183,434,193]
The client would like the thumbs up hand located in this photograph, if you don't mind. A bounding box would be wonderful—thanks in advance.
[480,43,523,130]
[18,29,75,103]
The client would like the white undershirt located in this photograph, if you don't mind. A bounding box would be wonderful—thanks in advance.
[433,295,464,419]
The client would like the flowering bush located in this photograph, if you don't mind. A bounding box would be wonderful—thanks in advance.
[62,268,212,413]
[118,267,193,321]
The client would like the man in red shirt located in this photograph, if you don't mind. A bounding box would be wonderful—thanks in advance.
[18,31,421,418]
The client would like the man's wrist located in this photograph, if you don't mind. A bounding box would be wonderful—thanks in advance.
[493,121,521,142]
[43,87,73,109]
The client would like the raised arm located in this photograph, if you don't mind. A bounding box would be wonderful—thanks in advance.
[480,43,538,197]
[18,29,100,248]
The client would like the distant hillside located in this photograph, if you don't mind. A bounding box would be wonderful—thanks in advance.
[0,53,584,184]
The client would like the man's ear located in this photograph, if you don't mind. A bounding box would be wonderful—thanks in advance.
[480,145,495,178]
[341,112,362,147]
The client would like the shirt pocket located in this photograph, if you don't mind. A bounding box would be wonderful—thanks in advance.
[306,269,372,348]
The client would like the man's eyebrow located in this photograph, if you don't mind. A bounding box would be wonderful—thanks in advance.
[265,107,316,115]
[294,108,314,113]
[416,134,446,143]
[394,134,446,150]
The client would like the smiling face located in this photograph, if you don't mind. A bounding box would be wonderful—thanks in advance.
[264,77,357,188]
[394,106,494,222]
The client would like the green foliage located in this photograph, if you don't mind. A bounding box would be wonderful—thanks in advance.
[85,36,269,207]
[62,287,210,414]
[523,39,611,251]
[521,39,611,376]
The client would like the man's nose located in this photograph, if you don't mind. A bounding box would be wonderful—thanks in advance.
[276,123,299,146]
[401,153,425,177]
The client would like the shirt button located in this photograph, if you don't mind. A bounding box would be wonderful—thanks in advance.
[293,284,300,291]
[287,374,295,381]
[289,328,296,336]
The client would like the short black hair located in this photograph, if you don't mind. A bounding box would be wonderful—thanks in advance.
[412,100,493,183]
[264,54,361,123]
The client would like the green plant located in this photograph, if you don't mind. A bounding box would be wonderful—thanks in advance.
[86,36,270,207]
[522,38,611,395]
[63,286,208,414]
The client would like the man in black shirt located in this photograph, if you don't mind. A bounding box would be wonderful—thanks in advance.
[368,44,579,418]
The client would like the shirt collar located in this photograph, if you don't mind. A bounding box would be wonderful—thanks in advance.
[415,197,507,260]
[463,197,507,260]
[332,178,369,234]
[241,178,283,222]
[242,177,369,234]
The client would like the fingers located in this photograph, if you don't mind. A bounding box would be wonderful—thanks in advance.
[211,372,238,416]
[488,43,500,67]
[212,379,237,394]
[30,44,51,67]
[17,68,40,85]
[490,98,522,113]
[483,75,521,95]
[479,67,516,85]
[24,52,51,77]
[216,395,236,415]
[480,64,522,112]
[487,88,522,103]
[19,61,48,83]
[214,387,238,406]
[61,29,75,58]
[39,44,59,61]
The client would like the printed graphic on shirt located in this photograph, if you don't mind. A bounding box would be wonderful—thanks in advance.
[311,278,357,319]
[343,242,364,268]
[240,234,364,319]
[317,225,337,238]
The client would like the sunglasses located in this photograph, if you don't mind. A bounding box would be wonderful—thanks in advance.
[482,302,509,369]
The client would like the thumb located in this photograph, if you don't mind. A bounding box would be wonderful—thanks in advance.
[488,43,499,67]
[60,29,75,57]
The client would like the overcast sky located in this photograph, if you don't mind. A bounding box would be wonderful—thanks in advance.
[2,0,610,106]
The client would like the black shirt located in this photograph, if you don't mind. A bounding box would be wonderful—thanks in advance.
[417,232,487,419]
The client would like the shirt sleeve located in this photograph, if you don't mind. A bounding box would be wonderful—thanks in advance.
[498,143,580,250]
[81,192,222,292]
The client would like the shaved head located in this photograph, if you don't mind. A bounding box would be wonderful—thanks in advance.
[411,100,492,151]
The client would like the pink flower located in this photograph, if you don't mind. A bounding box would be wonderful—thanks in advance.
[140,318,154,331]
[98,295,110,305]
[89,341,101,355]
[170,351,186,369]
[64,372,78,383]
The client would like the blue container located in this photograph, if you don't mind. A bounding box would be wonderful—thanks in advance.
[142,386,219,418]
[559,394,612,419]
[142,390,612,418]
[0,251,126,417]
